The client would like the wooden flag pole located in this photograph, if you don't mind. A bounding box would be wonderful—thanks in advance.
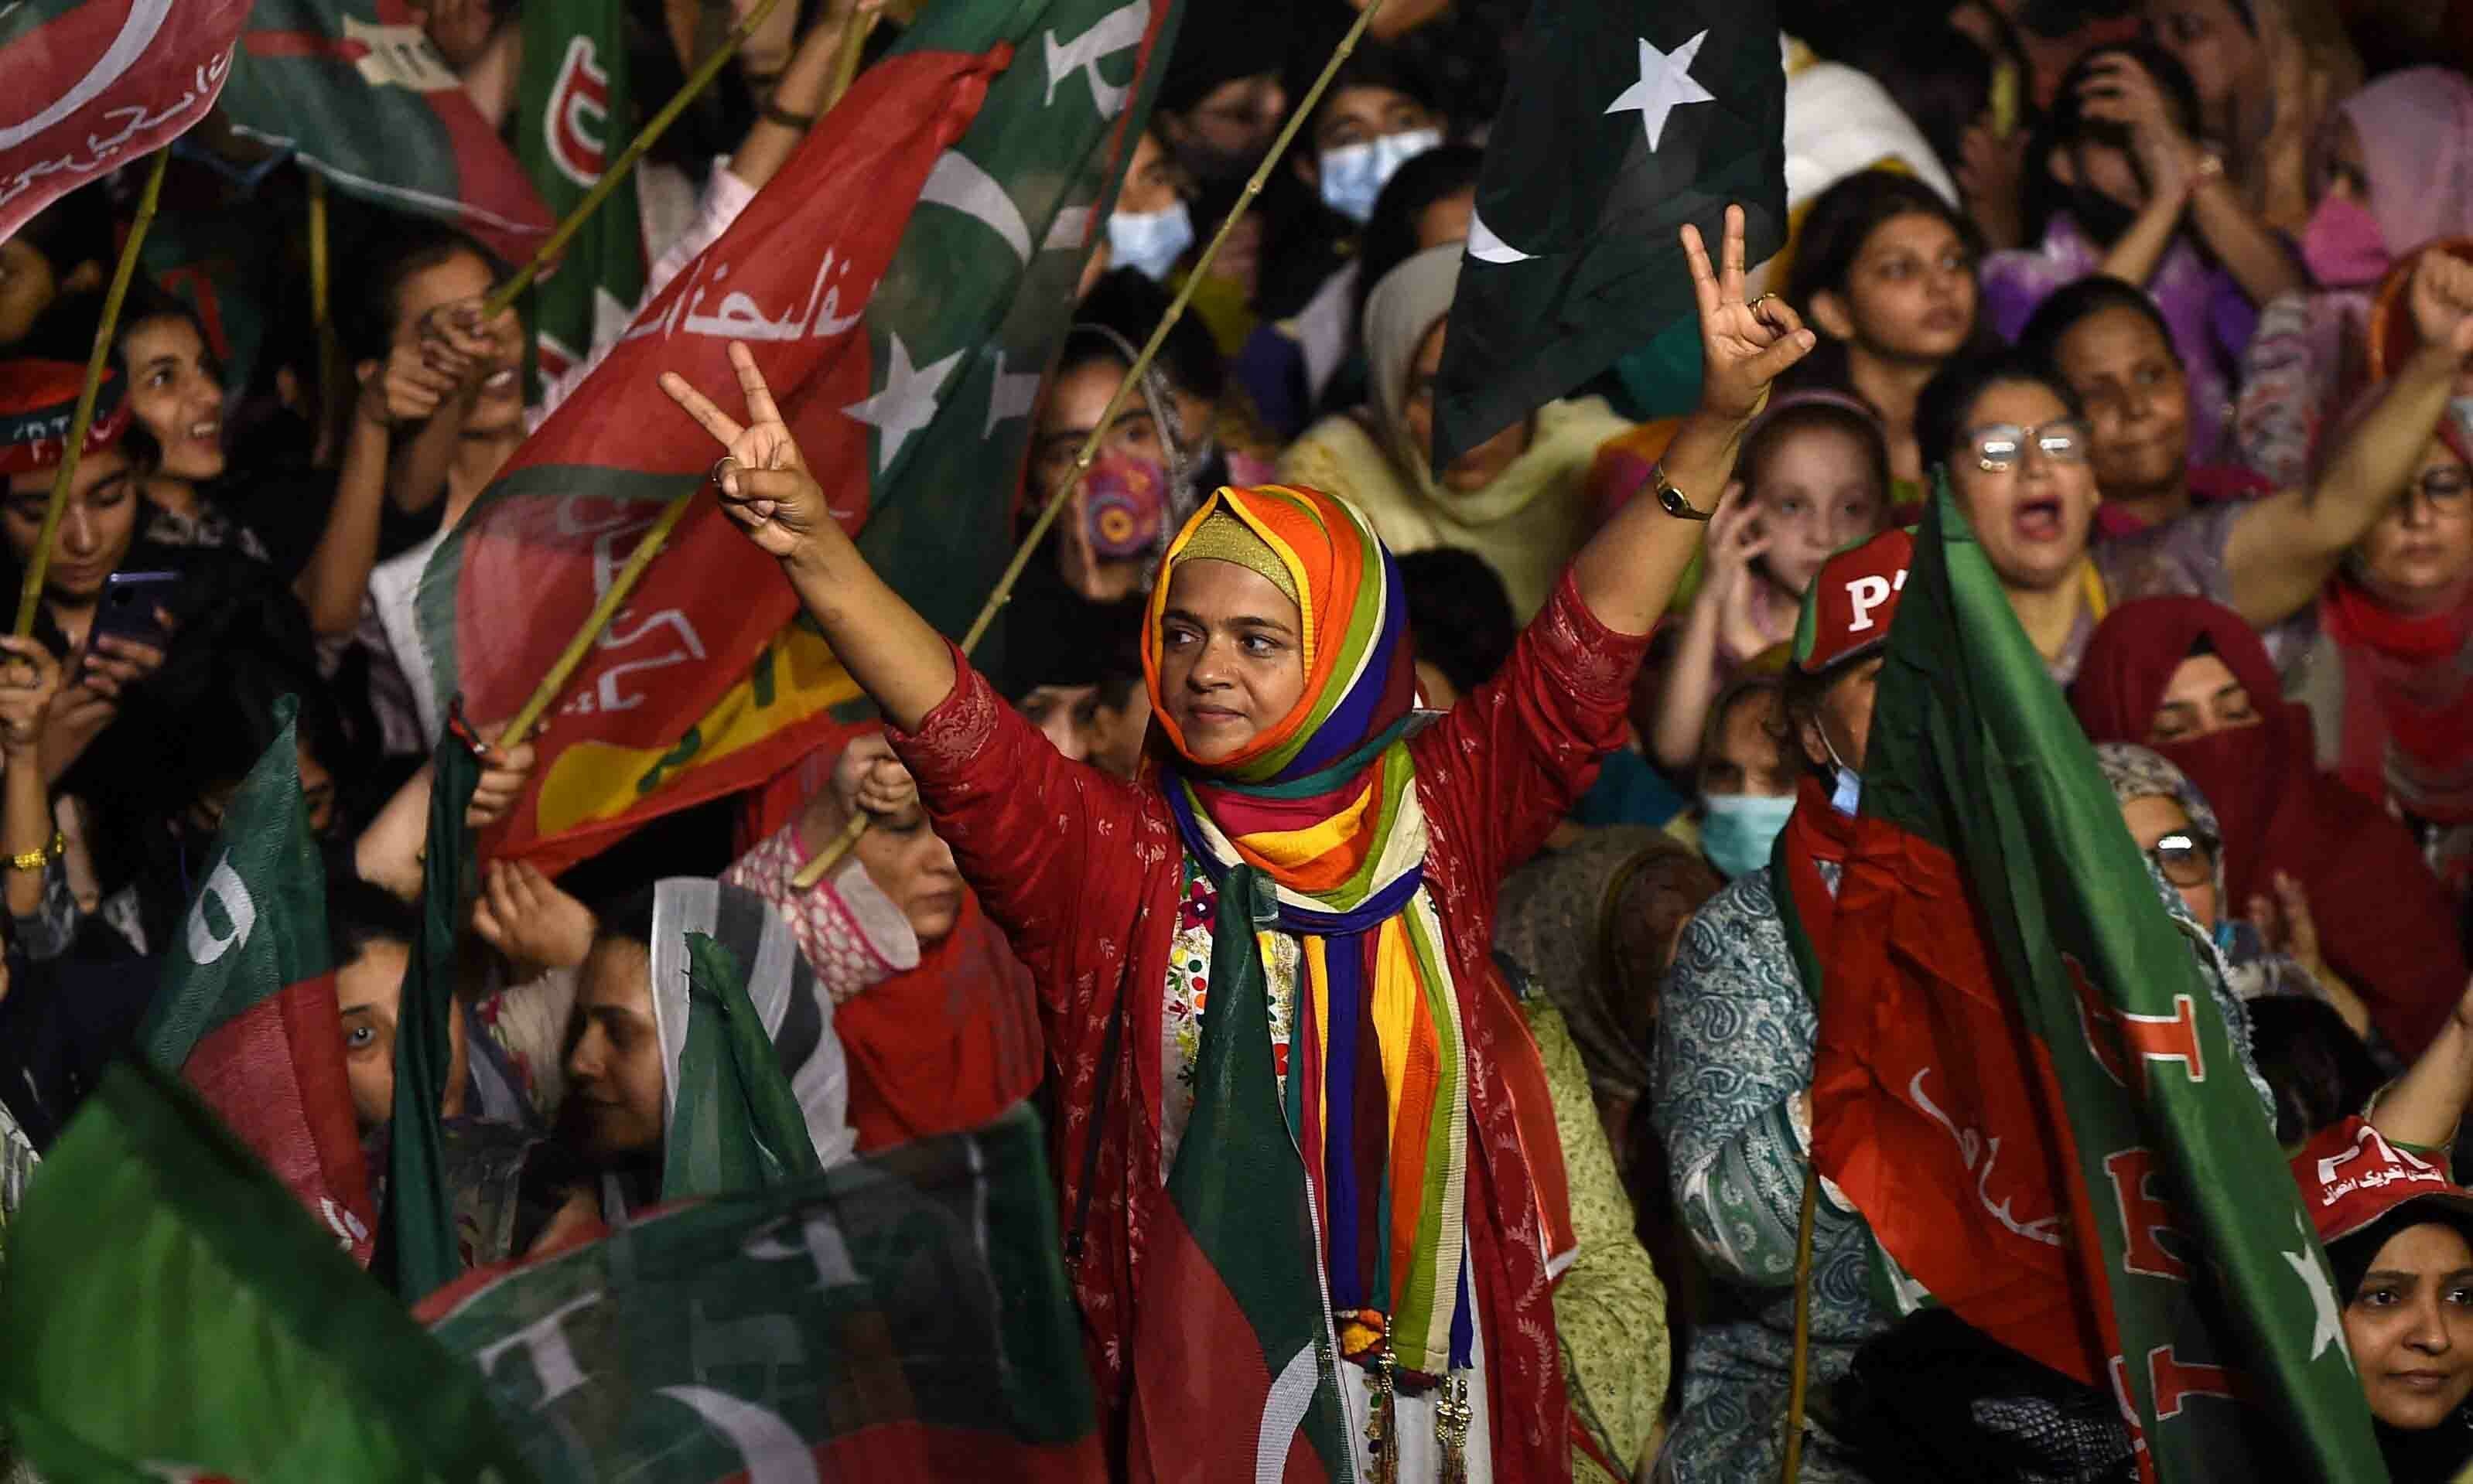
[791,0,1390,890]
[478,0,794,322]
[490,8,881,747]
[15,148,172,638]
[1779,1160,1821,1483]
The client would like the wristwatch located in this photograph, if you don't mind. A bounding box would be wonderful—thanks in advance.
[1652,463,1713,521]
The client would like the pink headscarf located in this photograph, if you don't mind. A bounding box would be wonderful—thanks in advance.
[2338,67,2473,258]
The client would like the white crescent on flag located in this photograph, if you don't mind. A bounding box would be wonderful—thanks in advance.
[1467,208,1536,265]
[0,0,174,150]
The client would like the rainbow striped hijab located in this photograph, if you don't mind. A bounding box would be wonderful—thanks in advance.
[1143,484,1474,1380]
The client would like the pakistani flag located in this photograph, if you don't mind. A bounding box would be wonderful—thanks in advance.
[220,0,552,262]
[137,698,376,1266]
[0,1063,533,1482]
[1429,0,1783,472]
[514,0,643,384]
[415,0,1181,878]
[1801,484,2385,1479]
[385,718,484,1304]
[421,1106,1104,1480]
[0,0,250,244]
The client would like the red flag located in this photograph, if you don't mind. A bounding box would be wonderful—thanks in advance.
[0,0,251,244]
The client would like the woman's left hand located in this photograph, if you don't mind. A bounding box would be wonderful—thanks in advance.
[1683,204,1815,424]
[2077,53,2197,162]
[466,722,539,831]
[2409,248,2473,361]
[0,638,63,765]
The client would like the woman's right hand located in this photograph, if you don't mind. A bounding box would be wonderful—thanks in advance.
[661,342,833,561]
[1696,485,1773,656]
[0,638,62,766]
[356,339,467,429]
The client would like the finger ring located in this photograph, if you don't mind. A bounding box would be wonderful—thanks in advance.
[1747,292,1781,316]
[710,455,739,490]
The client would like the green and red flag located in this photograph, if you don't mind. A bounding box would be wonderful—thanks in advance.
[1127,865,1351,1479]
[415,0,1180,878]
[386,717,484,1304]
[514,0,642,384]
[0,0,251,243]
[1801,483,2384,1479]
[417,1105,1104,1480]
[220,0,552,262]
[0,1062,535,1482]
[136,698,376,1266]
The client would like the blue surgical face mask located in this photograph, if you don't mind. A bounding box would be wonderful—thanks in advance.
[1106,199,1194,281]
[1700,793,1798,879]
[1316,127,1443,224]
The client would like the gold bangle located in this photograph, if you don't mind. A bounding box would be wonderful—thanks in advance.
[7,831,62,872]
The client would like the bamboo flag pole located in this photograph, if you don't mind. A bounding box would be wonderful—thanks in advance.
[15,148,172,638]
[491,6,880,746]
[792,0,1390,891]
[1779,1160,1822,1483]
[309,172,347,454]
[477,0,794,322]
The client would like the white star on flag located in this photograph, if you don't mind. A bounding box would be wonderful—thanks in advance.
[1604,31,1714,152]
[844,333,964,474]
[2284,1213,2350,1368]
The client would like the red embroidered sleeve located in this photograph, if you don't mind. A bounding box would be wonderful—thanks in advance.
[885,643,1151,1012]
[1413,570,1653,909]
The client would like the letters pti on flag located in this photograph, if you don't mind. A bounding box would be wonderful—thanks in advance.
[0,1064,533,1483]
[1802,483,2384,1481]
[420,1107,1103,1482]
[220,0,552,262]
[1429,0,1784,470]
[415,0,1180,877]
[0,0,251,244]
[135,699,377,1267]
[516,0,643,384]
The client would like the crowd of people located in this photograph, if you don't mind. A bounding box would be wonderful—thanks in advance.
[3,0,2473,1479]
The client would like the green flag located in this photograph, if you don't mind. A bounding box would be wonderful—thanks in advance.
[1429,0,1785,471]
[664,930,827,1198]
[1802,486,2385,1479]
[0,1063,534,1482]
[137,698,376,1265]
[514,0,644,384]
[386,721,483,1303]
[422,1106,1104,1479]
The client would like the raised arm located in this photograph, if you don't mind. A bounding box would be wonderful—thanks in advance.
[2369,978,2473,1153]
[659,343,956,729]
[1570,205,1814,637]
[2222,250,2473,626]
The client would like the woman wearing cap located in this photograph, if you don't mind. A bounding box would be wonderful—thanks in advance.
[659,204,1812,1479]
[1653,527,1913,1484]
[2294,974,2473,1480]
[1910,245,2473,687]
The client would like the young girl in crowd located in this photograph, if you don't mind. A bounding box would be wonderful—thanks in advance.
[1643,391,1891,773]
[2072,595,2467,1059]
[1914,247,2473,687]
[1983,43,2299,465]
[659,203,1809,1483]
[1279,242,1633,620]
[1783,169,1984,491]
[2020,275,2271,537]
[109,294,272,567]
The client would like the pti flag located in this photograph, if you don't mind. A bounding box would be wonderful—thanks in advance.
[136,697,376,1267]
[220,0,552,263]
[1126,863,1351,1480]
[515,0,643,384]
[1429,0,1783,472]
[0,1063,532,1482]
[0,0,251,244]
[419,1106,1104,1481]
[415,0,1180,877]
[1799,483,2385,1480]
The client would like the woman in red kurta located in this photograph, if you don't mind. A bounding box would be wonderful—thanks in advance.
[657,206,1815,1478]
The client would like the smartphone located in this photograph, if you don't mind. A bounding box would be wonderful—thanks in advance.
[88,570,179,654]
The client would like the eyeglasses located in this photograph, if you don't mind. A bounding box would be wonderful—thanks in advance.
[1968,420,2090,472]
[2146,831,2215,889]
[2413,466,2471,508]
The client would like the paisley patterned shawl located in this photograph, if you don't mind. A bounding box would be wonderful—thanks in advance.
[1143,483,1474,1378]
